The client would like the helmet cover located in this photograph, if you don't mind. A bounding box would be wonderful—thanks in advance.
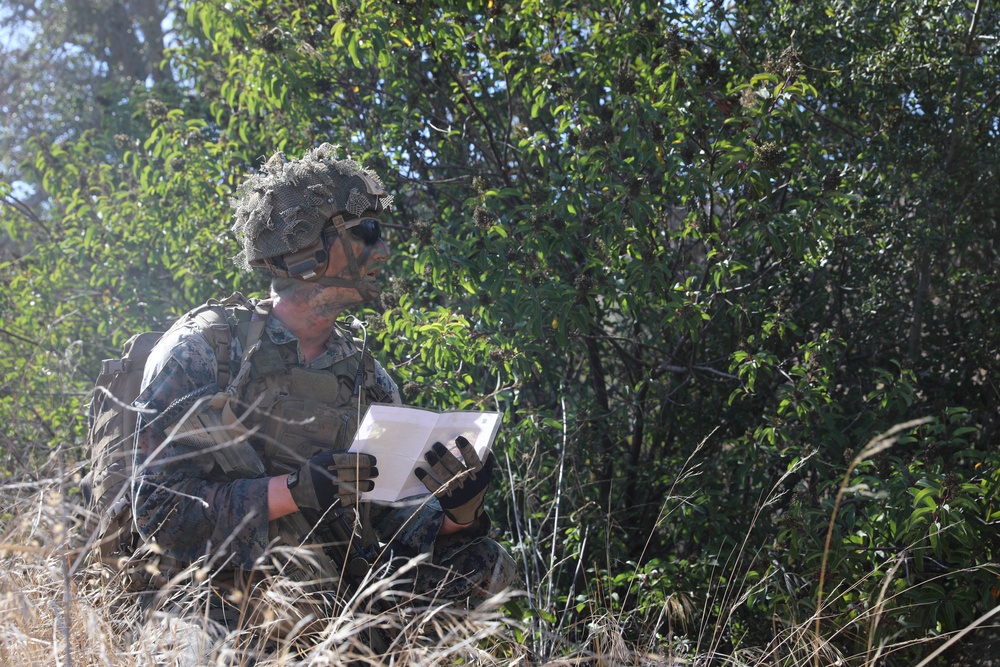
[230,143,393,271]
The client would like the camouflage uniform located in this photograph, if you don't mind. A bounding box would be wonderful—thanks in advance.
[131,306,516,646]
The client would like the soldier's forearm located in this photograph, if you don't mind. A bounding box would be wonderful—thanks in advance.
[267,474,298,520]
[439,515,472,535]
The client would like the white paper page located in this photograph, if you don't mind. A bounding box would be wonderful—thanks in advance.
[348,405,501,502]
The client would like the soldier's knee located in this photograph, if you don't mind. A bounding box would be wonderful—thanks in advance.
[485,541,518,595]
[465,539,519,607]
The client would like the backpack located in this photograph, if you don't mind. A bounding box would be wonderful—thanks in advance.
[84,329,164,560]
[82,293,258,562]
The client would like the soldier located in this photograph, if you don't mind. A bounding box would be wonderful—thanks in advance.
[125,144,516,660]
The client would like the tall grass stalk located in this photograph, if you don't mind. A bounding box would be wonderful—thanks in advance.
[813,418,932,667]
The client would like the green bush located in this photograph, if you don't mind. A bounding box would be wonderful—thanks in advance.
[2,0,998,663]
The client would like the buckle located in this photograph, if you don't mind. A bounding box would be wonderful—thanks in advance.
[101,358,128,375]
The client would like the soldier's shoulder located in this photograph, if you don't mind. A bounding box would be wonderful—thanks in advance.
[153,320,218,360]
[140,323,221,396]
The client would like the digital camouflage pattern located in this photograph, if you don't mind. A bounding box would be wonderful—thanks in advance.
[132,317,273,569]
[372,502,516,604]
[131,306,515,613]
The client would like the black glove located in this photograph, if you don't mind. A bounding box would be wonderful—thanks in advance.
[415,436,495,525]
[287,450,378,512]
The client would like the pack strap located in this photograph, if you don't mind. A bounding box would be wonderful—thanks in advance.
[184,293,273,432]
[226,298,272,397]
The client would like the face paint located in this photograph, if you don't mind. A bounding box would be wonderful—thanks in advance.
[280,214,387,302]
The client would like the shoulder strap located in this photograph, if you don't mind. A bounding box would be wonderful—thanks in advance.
[180,292,266,391]
[225,297,273,397]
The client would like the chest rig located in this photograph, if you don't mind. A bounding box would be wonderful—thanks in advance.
[221,304,393,589]
[217,305,392,476]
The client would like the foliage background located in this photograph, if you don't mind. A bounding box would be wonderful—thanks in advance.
[2,0,999,664]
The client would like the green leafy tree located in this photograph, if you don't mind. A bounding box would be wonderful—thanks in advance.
[1,0,998,663]
[0,0,178,184]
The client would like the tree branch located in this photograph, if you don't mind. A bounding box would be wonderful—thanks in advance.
[1,192,53,239]
[440,57,511,187]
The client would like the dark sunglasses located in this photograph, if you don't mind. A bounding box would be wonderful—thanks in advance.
[348,217,382,246]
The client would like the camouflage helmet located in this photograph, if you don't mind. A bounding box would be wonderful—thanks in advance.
[230,143,393,271]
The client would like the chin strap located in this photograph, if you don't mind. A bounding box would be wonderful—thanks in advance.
[312,215,380,299]
[263,214,380,300]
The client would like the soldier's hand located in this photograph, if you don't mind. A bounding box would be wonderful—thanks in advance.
[415,436,495,525]
[287,450,378,512]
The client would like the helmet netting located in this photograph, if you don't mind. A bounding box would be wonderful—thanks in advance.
[230,143,393,271]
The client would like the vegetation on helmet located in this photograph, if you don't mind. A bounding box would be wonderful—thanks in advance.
[229,143,393,272]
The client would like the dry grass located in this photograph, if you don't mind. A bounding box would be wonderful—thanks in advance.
[0,470,528,666]
[3,437,998,667]
[0,467,697,666]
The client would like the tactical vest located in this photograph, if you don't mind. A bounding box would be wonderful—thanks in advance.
[209,303,394,596]
[159,298,393,481]
[229,313,392,478]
